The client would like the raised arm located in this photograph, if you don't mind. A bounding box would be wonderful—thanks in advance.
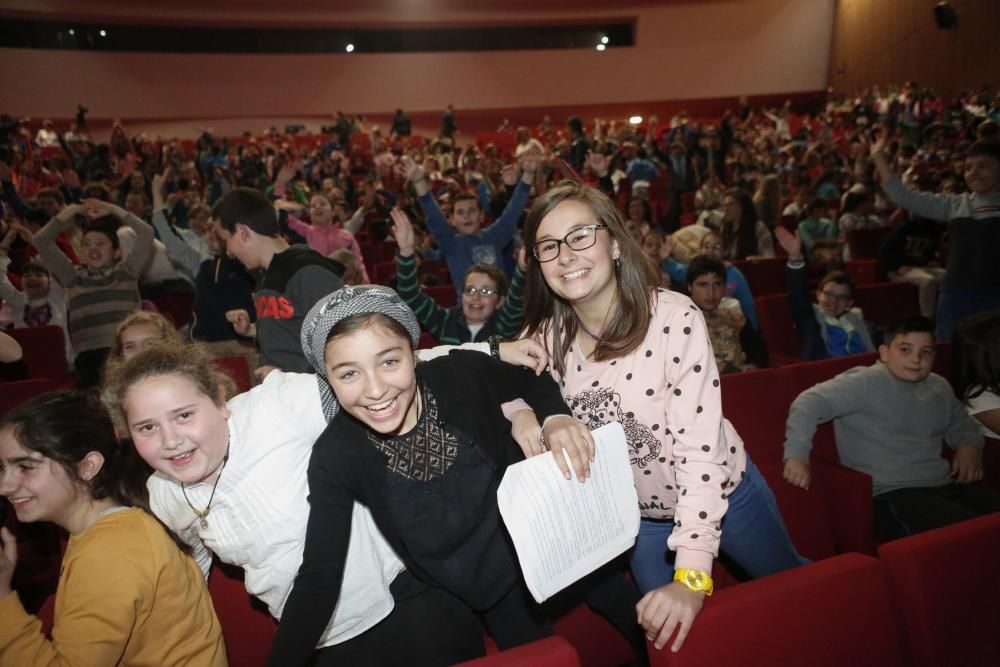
[494,249,528,338]
[391,208,452,340]
[480,153,538,246]
[151,170,210,276]
[868,129,956,221]
[33,205,87,287]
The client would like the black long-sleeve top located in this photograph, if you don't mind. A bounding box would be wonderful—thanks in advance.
[267,350,572,667]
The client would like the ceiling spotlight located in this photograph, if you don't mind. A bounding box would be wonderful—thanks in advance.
[345,43,355,53]
[601,36,609,44]
[68,29,75,36]
[99,29,107,37]
[629,115,643,125]
[596,44,606,51]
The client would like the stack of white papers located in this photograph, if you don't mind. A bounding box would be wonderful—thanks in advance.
[497,422,640,603]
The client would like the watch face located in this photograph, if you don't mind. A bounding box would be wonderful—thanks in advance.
[685,571,706,588]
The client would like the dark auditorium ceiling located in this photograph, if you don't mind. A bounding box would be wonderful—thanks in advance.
[0,0,728,28]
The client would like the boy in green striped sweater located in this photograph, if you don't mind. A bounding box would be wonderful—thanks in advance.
[390,208,525,344]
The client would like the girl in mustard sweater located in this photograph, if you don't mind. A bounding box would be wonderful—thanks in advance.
[0,391,227,666]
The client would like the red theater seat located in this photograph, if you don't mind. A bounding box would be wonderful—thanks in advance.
[720,368,785,464]
[208,561,276,667]
[0,378,55,416]
[879,514,1000,667]
[150,292,195,330]
[418,332,439,349]
[754,294,801,363]
[425,284,458,308]
[853,282,920,326]
[456,636,580,667]
[214,356,252,394]
[373,259,397,285]
[648,554,904,667]
[845,226,892,260]
[730,258,786,296]
[2,326,70,385]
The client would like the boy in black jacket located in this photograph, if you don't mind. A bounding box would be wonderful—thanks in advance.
[215,187,344,379]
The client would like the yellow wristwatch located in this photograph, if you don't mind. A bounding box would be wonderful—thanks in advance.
[674,568,714,596]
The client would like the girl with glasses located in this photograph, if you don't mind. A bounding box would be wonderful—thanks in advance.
[514,180,806,654]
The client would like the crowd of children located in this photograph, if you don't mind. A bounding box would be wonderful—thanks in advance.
[1,80,999,664]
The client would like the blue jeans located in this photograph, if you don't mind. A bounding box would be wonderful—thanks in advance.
[629,456,808,593]
[936,290,1000,342]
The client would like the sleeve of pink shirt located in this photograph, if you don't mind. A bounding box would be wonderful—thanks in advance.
[660,299,732,573]
[286,214,311,237]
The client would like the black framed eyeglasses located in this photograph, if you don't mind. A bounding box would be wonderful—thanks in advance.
[462,286,499,297]
[532,224,609,262]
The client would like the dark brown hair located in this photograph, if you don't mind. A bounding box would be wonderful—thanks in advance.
[521,180,659,376]
[952,310,1000,402]
[721,189,759,260]
[464,264,509,297]
[818,270,856,298]
[101,341,236,435]
[0,391,149,510]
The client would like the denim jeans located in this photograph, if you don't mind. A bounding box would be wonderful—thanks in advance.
[936,290,1000,342]
[629,456,808,593]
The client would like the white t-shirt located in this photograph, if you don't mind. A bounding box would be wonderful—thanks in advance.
[968,389,1000,439]
[147,371,404,647]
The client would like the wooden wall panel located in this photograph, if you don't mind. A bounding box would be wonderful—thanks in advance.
[828,0,999,96]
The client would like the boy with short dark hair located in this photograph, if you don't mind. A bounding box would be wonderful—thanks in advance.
[401,153,538,298]
[685,255,768,372]
[214,187,344,378]
[776,226,877,359]
[783,316,999,541]
[33,199,155,386]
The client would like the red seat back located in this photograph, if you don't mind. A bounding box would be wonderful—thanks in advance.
[853,282,919,327]
[149,292,195,330]
[650,554,904,666]
[208,560,276,667]
[425,284,458,308]
[731,258,786,296]
[214,356,252,394]
[3,326,69,384]
[754,294,801,360]
[720,369,785,464]
[879,514,1000,667]
[0,378,56,416]
[372,259,397,285]
[418,332,439,350]
[846,226,892,260]
[755,462,838,560]
[456,636,580,666]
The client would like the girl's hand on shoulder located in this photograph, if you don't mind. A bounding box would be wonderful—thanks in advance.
[636,580,705,653]
[498,338,549,375]
[542,415,595,481]
[0,527,18,598]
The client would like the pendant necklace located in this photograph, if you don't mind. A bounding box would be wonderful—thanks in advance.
[181,446,230,530]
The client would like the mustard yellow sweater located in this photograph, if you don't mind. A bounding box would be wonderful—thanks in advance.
[0,507,227,666]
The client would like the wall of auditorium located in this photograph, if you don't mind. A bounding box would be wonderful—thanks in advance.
[0,0,834,133]
[828,0,999,98]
